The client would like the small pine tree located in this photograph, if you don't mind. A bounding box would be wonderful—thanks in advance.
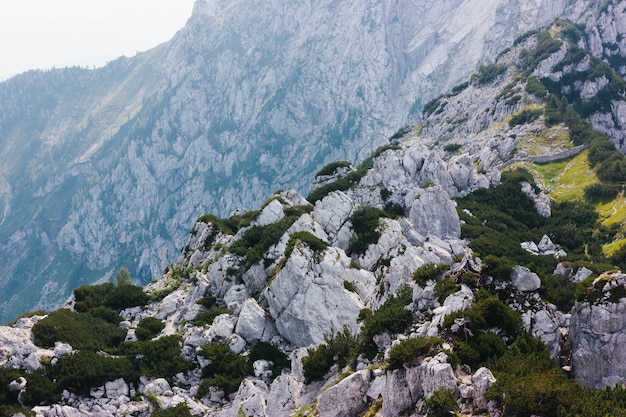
[115,267,132,286]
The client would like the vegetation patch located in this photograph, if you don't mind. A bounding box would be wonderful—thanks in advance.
[348,206,393,255]
[387,336,443,369]
[314,161,352,178]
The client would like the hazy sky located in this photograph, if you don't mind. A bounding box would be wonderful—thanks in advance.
[0,0,196,80]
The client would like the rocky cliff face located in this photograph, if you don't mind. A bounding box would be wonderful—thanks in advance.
[3,19,626,415]
[0,0,608,322]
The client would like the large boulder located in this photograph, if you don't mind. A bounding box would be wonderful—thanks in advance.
[317,370,371,417]
[408,186,461,240]
[570,274,626,388]
[511,265,541,292]
[264,246,375,346]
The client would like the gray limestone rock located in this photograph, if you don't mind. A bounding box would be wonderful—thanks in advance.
[317,370,371,417]
[408,186,461,240]
[511,265,541,292]
[570,274,626,388]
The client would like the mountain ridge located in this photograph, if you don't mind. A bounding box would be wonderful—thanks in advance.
[3,16,626,416]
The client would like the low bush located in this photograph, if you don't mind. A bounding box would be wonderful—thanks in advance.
[472,63,507,85]
[32,308,126,350]
[413,263,450,286]
[249,341,290,379]
[387,337,443,369]
[120,335,192,379]
[425,388,459,417]
[151,403,194,417]
[198,343,252,393]
[135,317,165,341]
[52,350,132,396]
[509,108,542,127]
[315,161,351,177]
[73,282,148,313]
[307,168,370,204]
[302,326,359,383]
[285,231,329,258]
[348,206,391,255]
[358,288,413,358]
[193,306,230,327]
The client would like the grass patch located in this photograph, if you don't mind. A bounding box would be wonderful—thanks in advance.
[532,150,598,202]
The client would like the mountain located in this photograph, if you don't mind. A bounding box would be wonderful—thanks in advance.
[3,13,626,416]
[0,0,604,322]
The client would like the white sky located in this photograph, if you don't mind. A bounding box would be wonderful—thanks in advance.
[0,0,196,80]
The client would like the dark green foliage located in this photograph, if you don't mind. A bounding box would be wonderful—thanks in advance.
[526,76,548,98]
[358,289,413,358]
[387,337,443,370]
[199,343,253,393]
[196,294,217,309]
[19,369,58,406]
[73,282,148,313]
[359,145,401,170]
[383,201,405,217]
[315,161,351,178]
[135,317,165,341]
[518,31,563,75]
[424,388,459,417]
[423,96,446,117]
[434,277,460,303]
[348,206,390,255]
[0,367,22,409]
[471,63,507,85]
[380,188,392,201]
[307,168,370,203]
[451,81,469,95]
[120,335,192,379]
[52,350,132,396]
[32,308,126,350]
[248,342,290,379]
[197,209,262,236]
[482,255,515,280]
[443,291,521,369]
[152,403,194,417]
[230,206,312,266]
[302,326,359,383]
[343,280,357,293]
[539,272,577,312]
[86,306,123,325]
[115,267,132,286]
[285,231,329,258]
[509,108,542,127]
[413,263,450,287]
[389,125,412,142]
[194,306,230,326]
[443,143,462,153]
[486,333,577,417]
[584,183,621,203]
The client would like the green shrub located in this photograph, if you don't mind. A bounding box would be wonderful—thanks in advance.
[152,403,194,417]
[307,168,370,204]
[443,143,462,153]
[387,337,443,369]
[471,63,507,85]
[52,350,132,396]
[343,280,357,293]
[526,76,548,98]
[229,207,312,266]
[20,369,60,406]
[193,306,230,326]
[285,231,329,258]
[433,277,460,303]
[348,206,390,255]
[73,282,148,313]
[196,294,217,309]
[199,343,252,394]
[358,288,413,358]
[135,317,165,341]
[425,388,459,417]
[33,308,126,350]
[315,161,351,177]
[302,326,359,383]
[120,335,192,379]
[86,306,123,325]
[509,108,542,127]
[413,263,450,286]
[248,342,290,379]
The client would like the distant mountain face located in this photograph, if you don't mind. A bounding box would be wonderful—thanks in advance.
[0,0,606,321]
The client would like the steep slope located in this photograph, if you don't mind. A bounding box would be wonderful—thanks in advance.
[0,0,605,322]
[3,21,626,416]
